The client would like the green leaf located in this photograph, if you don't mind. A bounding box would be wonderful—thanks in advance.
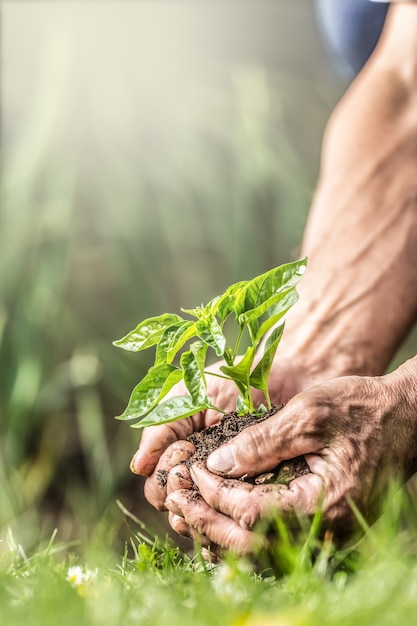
[250,324,285,396]
[131,395,211,429]
[234,259,307,323]
[115,259,307,430]
[115,364,183,421]
[196,315,226,356]
[209,281,249,323]
[180,305,205,319]
[155,320,195,365]
[113,314,183,352]
[166,321,197,362]
[180,342,208,405]
[220,344,257,389]
[242,290,299,342]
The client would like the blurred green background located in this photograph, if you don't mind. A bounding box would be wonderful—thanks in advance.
[1,1,416,553]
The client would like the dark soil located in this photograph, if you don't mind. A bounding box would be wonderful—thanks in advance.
[186,405,310,486]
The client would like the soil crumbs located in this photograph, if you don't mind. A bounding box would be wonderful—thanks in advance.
[185,406,310,486]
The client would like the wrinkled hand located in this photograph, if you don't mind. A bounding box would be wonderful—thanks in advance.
[165,366,417,553]
[129,362,236,509]
[130,358,312,521]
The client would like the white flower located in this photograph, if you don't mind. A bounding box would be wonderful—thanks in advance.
[66,565,98,593]
[67,566,84,587]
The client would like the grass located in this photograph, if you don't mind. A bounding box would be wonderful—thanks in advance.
[2,483,417,626]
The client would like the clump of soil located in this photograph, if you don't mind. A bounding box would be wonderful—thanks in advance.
[155,406,310,489]
[186,405,310,486]
[186,406,279,466]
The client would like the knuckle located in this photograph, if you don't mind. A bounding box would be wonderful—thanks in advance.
[235,500,260,530]
[188,511,210,536]
[167,440,195,465]
[289,392,317,414]
[223,527,250,554]
[167,465,193,492]
[237,426,277,470]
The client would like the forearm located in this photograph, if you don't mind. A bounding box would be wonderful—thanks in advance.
[280,6,417,381]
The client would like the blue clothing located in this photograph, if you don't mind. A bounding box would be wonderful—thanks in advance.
[315,0,389,76]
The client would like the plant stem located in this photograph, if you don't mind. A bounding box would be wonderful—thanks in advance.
[264,387,272,410]
[232,326,245,361]
[203,370,233,381]
[210,405,227,415]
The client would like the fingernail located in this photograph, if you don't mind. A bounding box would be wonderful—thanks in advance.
[170,450,181,465]
[171,515,190,537]
[207,446,234,474]
[130,452,140,474]
[165,496,183,517]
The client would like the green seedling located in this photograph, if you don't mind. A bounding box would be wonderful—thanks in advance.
[113,258,306,428]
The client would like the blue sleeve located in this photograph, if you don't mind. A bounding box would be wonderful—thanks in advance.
[315,0,389,76]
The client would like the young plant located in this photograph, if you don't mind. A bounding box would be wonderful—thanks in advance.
[114,258,306,428]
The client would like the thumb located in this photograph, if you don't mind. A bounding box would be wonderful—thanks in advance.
[206,406,319,478]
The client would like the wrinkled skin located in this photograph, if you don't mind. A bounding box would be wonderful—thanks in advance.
[131,357,314,513]
[132,359,417,553]
[165,368,417,553]
[131,355,323,554]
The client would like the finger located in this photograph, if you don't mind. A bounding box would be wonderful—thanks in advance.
[191,464,324,529]
[169,514,224,551]
[168,512,191,537]
[200,547,220,564]
[143,441,195,510]
[165,489,262,555]
[130,418,199,476]
[167,464,193,494]
[206,397,324,478]
[305,451,362,536]
[130,397,228,476]
[166,499,219,549]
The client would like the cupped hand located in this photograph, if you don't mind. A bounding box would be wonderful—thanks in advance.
[129,360,242,513]
[165,367,417,553]
[130,357,313,514]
